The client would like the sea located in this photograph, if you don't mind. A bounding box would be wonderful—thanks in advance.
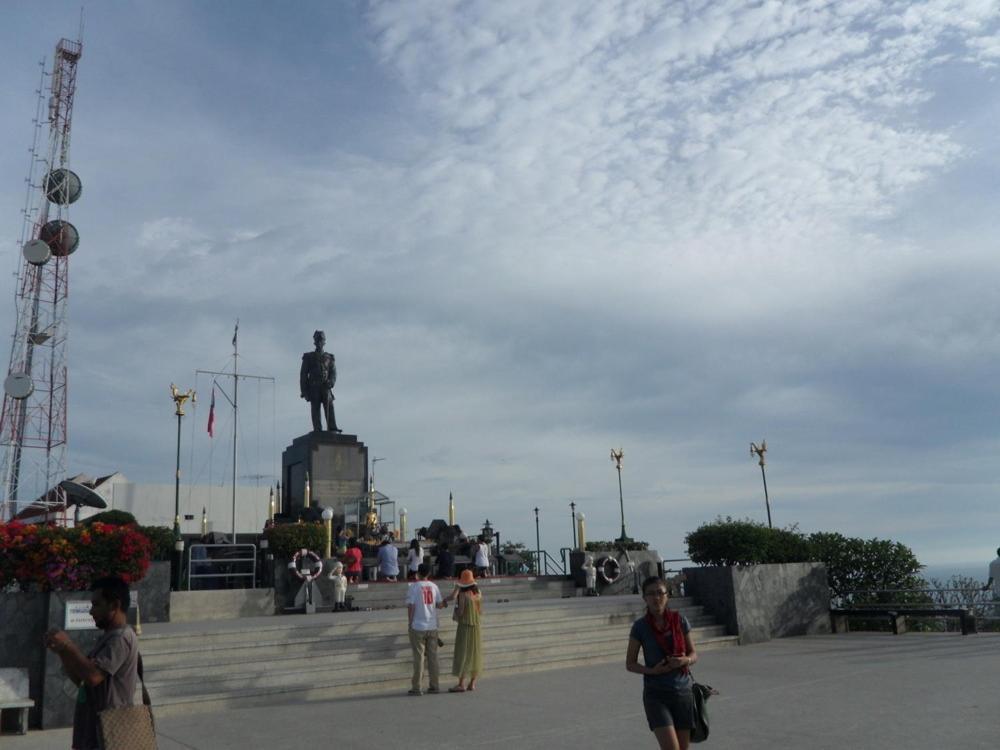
[919,562,988,585]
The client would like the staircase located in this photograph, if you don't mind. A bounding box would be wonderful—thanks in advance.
[140,590,737,716]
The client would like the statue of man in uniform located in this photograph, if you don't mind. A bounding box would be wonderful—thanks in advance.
[300,330,340,433]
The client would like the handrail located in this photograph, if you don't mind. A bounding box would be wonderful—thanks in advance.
[832,587,994,616]
[187,543,257,591]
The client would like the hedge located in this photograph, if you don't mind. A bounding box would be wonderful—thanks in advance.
[263,522,328,559]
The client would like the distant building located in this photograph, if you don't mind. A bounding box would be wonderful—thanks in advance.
[14,472,275,534]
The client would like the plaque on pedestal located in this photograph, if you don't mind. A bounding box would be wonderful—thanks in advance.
[281,432,368,519]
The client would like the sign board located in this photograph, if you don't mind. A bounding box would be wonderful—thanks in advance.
[64,602,96,630]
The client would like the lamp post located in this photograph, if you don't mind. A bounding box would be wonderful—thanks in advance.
[570,501,577,549]
[200,506,208,537]
[322,506,334,559]
[534,507,541,575]
[750,440,772,529]
[610,448,631,544]
[170,384,195,591]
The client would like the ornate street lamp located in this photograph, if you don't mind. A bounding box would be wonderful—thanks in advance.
[322,506,334,559]
[750,440,772,528]
[570,501,577,549]
[610,448,631,544]
[170,384,195,591]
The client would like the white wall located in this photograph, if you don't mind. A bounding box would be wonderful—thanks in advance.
[104,482,273,535]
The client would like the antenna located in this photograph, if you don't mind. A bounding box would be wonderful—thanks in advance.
[0,35,84,522]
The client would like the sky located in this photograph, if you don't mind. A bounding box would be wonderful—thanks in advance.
[1,0,999,568]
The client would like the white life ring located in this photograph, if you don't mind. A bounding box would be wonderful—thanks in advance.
[288,548,324,582]
[597,556,620,583]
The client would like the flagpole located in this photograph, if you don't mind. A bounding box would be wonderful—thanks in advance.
[231,320,238,542]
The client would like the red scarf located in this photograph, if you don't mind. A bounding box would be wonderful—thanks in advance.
[645,609,688,675]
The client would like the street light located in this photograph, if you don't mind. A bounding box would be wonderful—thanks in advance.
[534,507,541,575]
[322,506,334,559]
[570,501,577,549]
[750,440,772,529]
[170,384,195,591]
[610,448,631,544]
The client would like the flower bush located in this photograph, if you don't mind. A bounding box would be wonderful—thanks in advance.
[263,522,327,559]
[0,521,152,591]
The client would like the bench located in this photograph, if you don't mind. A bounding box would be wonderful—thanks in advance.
[831,607,976,635]
[0,668,33,735]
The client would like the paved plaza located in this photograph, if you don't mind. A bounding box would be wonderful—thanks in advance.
[6,632,998,749]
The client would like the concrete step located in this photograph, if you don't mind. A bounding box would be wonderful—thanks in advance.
[145,622,732,684]
[140,610,720,669]
[147,632,738,715]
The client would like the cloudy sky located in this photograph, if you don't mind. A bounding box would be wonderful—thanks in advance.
[2,0,999,568]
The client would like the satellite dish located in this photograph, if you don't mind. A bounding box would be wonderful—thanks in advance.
[59,480,108,509]
[44,168,82,205]
[38,220,79,257]
[22,239,51,266]
[3,373,33,400]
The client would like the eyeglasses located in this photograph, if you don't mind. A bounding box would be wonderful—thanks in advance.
[644,590,668,597]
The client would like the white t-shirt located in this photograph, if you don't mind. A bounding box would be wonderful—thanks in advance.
[407,546,422,572]
[474,541,490,568]
[989,557,1000,596]
[406,580,443,631]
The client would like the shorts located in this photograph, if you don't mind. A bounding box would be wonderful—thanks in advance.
[642,687,694,731]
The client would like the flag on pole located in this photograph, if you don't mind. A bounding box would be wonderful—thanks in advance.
[207,387,216,438]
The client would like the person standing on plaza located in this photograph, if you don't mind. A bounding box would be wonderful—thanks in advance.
[406,538,423,580]
[43,576,143,750]
[448,569,484,692]
[984,547,1000,615]
[435,541,456,579]
[406,562,446,695]
[626,576,699,750]
[377,537,400,581]
[473,535,491,577]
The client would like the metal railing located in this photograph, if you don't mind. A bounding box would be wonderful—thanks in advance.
[187,543,257,591]
[832,587,1000,624]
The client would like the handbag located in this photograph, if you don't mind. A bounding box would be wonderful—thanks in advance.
[690,681,718,743]
[98,654,157,750]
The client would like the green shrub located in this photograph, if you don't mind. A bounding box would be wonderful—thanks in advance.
[808,531,924,598]
[264,522,327,559]
[685,517,810,566]
[83,509,138,526]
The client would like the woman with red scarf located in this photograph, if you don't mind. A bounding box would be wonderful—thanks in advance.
[626,576,699,750]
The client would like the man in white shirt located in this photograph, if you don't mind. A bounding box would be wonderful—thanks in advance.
[405,563,446,695]
[985,548,1000,602]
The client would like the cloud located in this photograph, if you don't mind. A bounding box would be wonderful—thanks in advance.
[1,1,999,565]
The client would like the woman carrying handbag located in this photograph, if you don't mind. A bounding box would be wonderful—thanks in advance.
[626,576,699,750]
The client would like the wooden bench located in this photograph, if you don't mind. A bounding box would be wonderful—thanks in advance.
[831,607,976,635]
[0,668,34,736]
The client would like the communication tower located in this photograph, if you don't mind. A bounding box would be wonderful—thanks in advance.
[0,37,83,522]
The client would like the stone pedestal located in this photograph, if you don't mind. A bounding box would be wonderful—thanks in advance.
[281,432,368,519]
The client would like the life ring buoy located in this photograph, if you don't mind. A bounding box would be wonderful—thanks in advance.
[288,548,323,582]
[597,556,620,583]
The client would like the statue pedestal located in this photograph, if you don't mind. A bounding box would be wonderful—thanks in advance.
[281,432,368,519]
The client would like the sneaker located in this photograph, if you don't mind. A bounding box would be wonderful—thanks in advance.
[407,689,423,696]
[427,687,440,694]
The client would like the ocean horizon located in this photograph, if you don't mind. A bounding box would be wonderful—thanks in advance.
[919,562,988,585]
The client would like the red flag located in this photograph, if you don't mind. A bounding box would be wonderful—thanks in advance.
[207,387,216,437]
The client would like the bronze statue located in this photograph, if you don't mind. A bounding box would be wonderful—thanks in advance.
[300,330,340,432]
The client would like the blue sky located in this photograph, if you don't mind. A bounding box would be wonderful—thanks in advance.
[2,1,999,567]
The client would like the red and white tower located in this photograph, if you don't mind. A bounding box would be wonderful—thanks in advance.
[0,37,83,522]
